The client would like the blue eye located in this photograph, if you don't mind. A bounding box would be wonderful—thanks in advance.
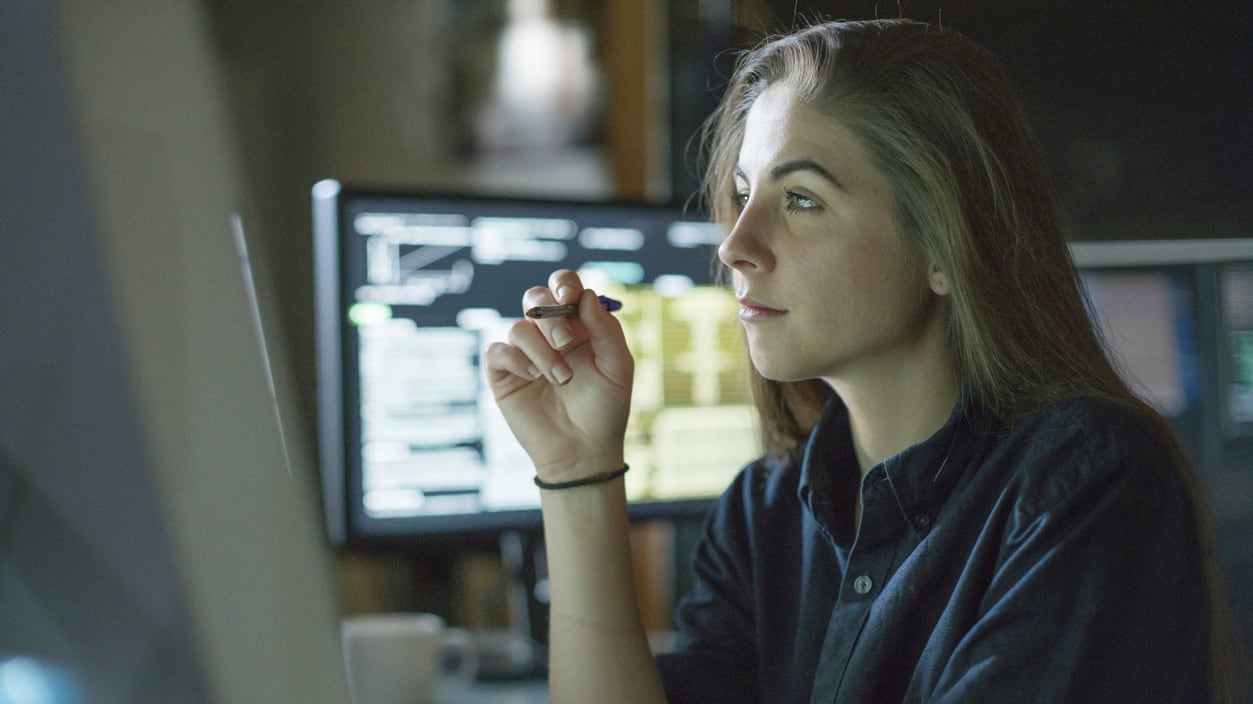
[784,190,820,212]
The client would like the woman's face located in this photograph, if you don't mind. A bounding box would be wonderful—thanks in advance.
[718,82,949,388]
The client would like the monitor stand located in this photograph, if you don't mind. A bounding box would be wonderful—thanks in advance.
[474,529,549,681]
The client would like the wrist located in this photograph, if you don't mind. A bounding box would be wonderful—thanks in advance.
[534,454,625,485]
[535,464,629,490]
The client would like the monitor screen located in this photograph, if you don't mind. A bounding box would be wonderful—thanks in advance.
[1071,239,1253,449]
[313,181,757,546]
[1078,268,1201,420]
[1220,263,1253,438]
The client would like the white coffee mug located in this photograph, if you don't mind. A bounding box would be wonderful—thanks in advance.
[341,612,478,704]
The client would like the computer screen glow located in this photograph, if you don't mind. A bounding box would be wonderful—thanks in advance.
[314,183,759,543]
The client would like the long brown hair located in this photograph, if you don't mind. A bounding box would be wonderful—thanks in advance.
[699,19,1244,700]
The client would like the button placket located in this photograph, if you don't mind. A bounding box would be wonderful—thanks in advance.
[846,470,891,600]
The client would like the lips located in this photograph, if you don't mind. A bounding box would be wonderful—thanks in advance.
[737,295,787,320]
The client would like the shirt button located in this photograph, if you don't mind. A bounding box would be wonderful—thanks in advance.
[853,575,874,594]
[915,514,932,529]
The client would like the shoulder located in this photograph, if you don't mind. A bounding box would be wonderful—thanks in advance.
[991,396,1182,527]
[715,454,800,519]
[1005,395,1169,462]
[702,455,802,545]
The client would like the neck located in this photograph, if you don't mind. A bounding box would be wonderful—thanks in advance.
[826,340,959,475]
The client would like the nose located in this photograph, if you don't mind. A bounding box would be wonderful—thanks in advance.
[717,198,775,273]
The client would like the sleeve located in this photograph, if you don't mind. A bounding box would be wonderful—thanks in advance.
[918,418,1213,703]
[654,465,763,704]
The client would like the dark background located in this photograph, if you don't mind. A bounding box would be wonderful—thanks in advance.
[666,0,1252,241]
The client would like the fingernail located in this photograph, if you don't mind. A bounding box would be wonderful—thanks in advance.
[551,325,573,349]
[527,365,543,380]
[556,285,575,302]
[552,362,572,384]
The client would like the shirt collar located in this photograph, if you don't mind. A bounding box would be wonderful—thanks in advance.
[796,395,860,546]
[879,386,978,534]
[797,387,982,542]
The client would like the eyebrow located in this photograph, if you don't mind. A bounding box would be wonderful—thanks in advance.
[734,158,846,191]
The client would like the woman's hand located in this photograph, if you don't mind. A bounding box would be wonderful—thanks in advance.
[483,270,634,482]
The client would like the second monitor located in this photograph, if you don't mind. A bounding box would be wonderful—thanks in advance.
[313,181,755,549]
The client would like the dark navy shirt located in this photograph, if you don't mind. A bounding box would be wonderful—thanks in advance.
[655,393,1212,703]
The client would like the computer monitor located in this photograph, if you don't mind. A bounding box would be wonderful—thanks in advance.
[1218,262,1253,440]
[0,3,352,703]
[313,181,757,549]
[1072,239,1253,455]
[1077,263,1204,443]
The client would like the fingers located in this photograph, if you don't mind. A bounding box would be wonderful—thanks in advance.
[548,269,585,304]
[482,318,571,392]
[522,286,575,351]
[524,269,584,351]
[576,288,633,382]
[488,270,627,390]
[483,339,544,387]
[506,317,573,386]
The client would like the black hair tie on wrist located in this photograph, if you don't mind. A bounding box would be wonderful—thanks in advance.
[534,464,629,490]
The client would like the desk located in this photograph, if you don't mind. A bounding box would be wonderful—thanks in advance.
[433,678,548,704]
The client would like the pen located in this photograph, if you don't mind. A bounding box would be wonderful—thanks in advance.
[526,295,623,319]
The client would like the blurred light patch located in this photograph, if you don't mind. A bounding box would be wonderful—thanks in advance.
[579,226,645,251]
[579,261,645,285]
[456,307,504,329]
[668,221,724,247]
[0,657,88,704]
[653,274,695,298]
[348,302,393,326]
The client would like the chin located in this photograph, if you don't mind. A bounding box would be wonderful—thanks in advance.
[749,357,812,384]
[751,355,843,385]
[747,340,840,382]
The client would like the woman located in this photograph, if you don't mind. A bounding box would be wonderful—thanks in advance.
[484,19,1242,703]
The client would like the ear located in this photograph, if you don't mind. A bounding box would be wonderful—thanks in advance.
[928,264,951,296]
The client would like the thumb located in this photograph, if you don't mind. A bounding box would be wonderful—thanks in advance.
[578,289,633,380]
